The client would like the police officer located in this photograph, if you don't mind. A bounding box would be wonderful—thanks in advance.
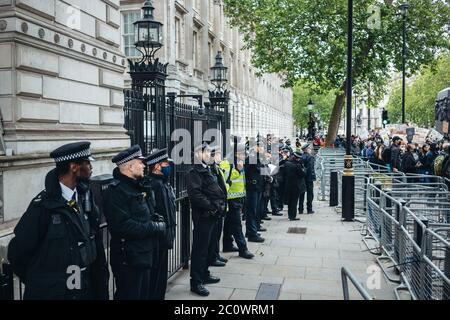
[276,147,290,213]
[299,144,316,214]
[220,144,255,259]
[283,151,306,221]
[187,143,227,297]
[208,145,229,267]
[144,148,176,300]
[103,145,166,300]
[8,142,109,300]
[244,140,266,243]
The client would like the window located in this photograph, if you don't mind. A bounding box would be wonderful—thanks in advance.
[122,11,140,57]
[193,31,198,68]
[208,41,213,67]
[175,17,181,59]
[230,53,234,87]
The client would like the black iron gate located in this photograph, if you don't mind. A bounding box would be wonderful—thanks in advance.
[123,88,227,279]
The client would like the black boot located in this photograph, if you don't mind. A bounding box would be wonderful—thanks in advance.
[191,284,210,297]
[239,250,255,259]
[203,275,221,284]
[223,245,239,252]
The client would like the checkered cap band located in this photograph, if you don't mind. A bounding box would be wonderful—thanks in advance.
[147,153,169,166]
[54,148,91,163]
[116,150,143,166]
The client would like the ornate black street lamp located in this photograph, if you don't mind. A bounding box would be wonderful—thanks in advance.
[307,99,315,140]
[342,0,355,222]
[399,3,409,124]
[133,0,163,62]
[209,51,230,151]
[128,0,168,151]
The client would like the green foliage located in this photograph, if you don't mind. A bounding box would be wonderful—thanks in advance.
[223,0,449,96]
[223,0,450,142]
[386,54,450,127]
[293,84,336,129]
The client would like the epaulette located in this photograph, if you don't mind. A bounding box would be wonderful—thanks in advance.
[31,190,46,205]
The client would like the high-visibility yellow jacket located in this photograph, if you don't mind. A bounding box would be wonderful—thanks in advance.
[219,159,246,199]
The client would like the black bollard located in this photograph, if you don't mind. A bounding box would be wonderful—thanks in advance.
[342,175,355,221]
[330,171,339,207]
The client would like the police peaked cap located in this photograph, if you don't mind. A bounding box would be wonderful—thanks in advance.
[293,151,302,158]
[112,145,146,166]
[50,141,94,163]
[146,148,173,166]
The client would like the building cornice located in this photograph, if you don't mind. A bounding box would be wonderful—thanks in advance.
[0,12,126,72]
[193,15,205,29]
[175,1,189,15]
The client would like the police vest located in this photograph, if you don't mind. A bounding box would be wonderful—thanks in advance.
[220,159,246,199]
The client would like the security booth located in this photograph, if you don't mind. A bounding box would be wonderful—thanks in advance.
[435,87,450,139]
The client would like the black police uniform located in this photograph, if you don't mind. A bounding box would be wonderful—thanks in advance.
[103,146,166,300]
[207,162,228,266]
[299,146,316,214]
[187,153,227,295]
[7,142,109,300]
[282,154,306,220]
[276,152,289,211]
[145,148,177,300]
[244,150,266,240]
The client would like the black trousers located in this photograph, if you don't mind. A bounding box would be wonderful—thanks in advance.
[149,248,168,300]
[270,186,280,212]
[286,193,300,220]
[277,184,285,210]
[223,198,247,251]
[112,264,151,300]
[190,214,217,286]
[299,181,314,213]
[245,189,262,237]
[208,216,224,263]
[262,195,270,214]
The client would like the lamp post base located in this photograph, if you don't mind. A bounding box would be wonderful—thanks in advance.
[342,155,354,221]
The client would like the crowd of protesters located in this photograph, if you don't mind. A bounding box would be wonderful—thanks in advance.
[332,132,450,180]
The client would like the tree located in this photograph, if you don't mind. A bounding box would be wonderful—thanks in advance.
[223,0,450,145]
[293,84,336,133]
[386,54,450,127]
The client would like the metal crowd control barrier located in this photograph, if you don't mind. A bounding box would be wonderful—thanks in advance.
[335,165,392,218]
[363,176,450,300]
[396,208,450,300]
[341,267,373,300]
[315,147,346,179]
[318,157,368,201]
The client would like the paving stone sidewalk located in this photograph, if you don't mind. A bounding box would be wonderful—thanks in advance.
[165,188,397,300]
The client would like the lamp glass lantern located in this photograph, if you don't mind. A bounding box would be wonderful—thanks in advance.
[210,51,228,91]
[134,0,163,56]
[399,3,410,16]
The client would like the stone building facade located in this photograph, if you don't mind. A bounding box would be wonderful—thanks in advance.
[0,0,127,224]
[120,0,294,139]
[0,0,293,227]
